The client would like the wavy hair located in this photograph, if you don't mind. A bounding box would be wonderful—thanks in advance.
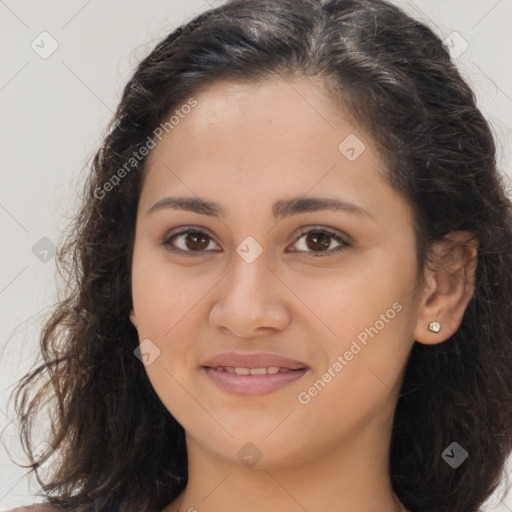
[7,0,512,511]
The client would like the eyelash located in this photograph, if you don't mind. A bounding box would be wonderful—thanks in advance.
[161,226,351,258]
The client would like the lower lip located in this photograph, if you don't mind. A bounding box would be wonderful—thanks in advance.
[203,367,308,396]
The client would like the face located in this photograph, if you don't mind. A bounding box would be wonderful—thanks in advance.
[130,76,422,469]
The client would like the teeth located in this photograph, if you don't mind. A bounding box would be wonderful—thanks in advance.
[249,367,267,375]
[213,366,293,375]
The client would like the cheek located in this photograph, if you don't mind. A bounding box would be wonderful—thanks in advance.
[289,244,417,403]
[131,255,207,419]
[294,304,413,442]
[131,246,198,332]
[286,248,416,340]
[131,252,216,381]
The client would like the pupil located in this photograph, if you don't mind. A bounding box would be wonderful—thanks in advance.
[307,232,330,251]
[186,232,209,250]
[182,231,332,252]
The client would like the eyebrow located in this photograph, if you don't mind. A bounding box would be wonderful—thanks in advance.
[146,195,373,221]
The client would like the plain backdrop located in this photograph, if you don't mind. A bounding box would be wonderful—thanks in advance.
[1,0,511,510]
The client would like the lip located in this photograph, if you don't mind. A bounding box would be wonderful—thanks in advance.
[202,352,310,396]
[202,352,308,370]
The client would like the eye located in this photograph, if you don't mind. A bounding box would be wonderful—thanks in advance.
[287,226,350,257]
[162,228,221,256]
[161,226,351,257]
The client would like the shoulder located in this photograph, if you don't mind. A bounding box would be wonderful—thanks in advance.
[6,505,65,512]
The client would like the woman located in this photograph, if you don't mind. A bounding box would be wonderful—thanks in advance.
[6,0,512,511]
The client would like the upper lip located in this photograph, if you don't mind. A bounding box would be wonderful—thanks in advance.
[202,352,308,370]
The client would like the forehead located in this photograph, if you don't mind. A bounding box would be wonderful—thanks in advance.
[158,77,356,164]
[139,76,412,228]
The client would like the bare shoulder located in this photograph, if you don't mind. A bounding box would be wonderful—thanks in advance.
[6,504,65,512]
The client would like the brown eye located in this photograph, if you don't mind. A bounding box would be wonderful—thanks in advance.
[288,227,350,257]
[162,226,350,258]
[305,231,332,252]
[162,229,221,256]
[183,231,210,251]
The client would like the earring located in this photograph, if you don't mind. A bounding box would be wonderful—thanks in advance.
[428,321,441,333]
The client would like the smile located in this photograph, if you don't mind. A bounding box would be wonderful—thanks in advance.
[210,366,294,375]
[202,366,309,396]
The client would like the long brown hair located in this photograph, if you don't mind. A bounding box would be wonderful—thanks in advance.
[7,1,512,511]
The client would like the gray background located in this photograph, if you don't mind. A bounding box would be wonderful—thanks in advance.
[1,0,511,510]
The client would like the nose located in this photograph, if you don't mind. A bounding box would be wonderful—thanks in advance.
[208,251,291,338]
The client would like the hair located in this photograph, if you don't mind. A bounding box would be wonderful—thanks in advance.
[6,0,512,511]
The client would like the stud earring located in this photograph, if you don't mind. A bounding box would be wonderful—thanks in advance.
[428,321,441,333]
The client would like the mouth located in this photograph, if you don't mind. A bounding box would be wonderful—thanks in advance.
[206,366,300,375]
[201,353,310,396]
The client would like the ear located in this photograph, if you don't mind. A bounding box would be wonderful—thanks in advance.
[130,308,138,329]
[414,231,478,345]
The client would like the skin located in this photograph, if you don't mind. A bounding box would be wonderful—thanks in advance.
[129,76,477,512]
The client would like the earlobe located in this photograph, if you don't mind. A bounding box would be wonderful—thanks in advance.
[414,231,478,345]
[130,308,138,329]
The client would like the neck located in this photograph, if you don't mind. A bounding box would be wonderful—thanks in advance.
[166,413,407,512]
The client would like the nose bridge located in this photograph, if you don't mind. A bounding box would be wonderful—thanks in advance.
[226,242,273,306]
[209,239,290,335]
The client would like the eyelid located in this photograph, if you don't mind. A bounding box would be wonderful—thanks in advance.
[292,225,353,245]
[287,225,351,257]
[161,224,352,257]
[161,225,221,257]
